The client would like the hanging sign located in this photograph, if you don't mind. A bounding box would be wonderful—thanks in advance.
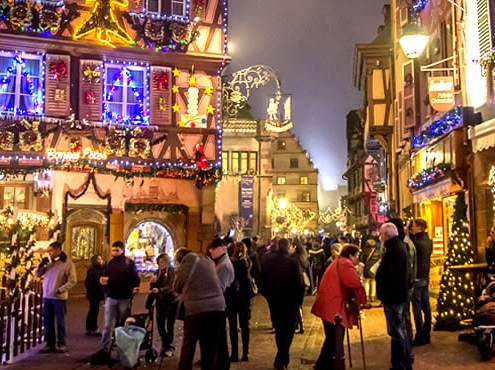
[239,175,254,230]
[428,76,455,112]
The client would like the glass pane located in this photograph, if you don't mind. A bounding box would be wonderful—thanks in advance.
[172,0,184,16]
[249,153,257,171]
[14,187,25,208]
[147,0,159,12]
[240,152,248,173]
[3,186,14,208]
[70,226,96,260]
[221,152,229,171]
[232,152,239,173]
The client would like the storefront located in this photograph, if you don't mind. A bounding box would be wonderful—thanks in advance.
[408,127,468,294]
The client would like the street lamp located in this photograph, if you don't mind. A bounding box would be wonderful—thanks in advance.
[399,12,430,59]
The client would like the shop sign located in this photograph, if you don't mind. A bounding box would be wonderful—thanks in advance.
[428,76,455,112]
[46,147,108,162]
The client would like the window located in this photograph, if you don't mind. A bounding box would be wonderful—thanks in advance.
[0,185,28,209]
[290,158,298,168]
[146,0,186,17]
[104,64,148,124]
[277,140,286,150]
[222,151,229,172]
[277,177,286,185]
[300,176,308,185]
[230,151,258,174]
[301,192,311,202]
[70,225,96,260]
[0,53,43,116]
[171,0,186,16]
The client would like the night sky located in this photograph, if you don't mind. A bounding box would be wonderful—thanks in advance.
[227,0,387,196]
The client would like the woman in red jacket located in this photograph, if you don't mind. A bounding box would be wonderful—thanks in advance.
[311,244,366,370]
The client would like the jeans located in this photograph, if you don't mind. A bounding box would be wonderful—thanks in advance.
[404,290,414,360]
[383,303,410,369]
[178,311,225,370]
[42,298,67,349]
[156,301,178,351]
[227,299,252,357]
[412,278,431,342]
[86,298,101,332]
[269,302,298,368]
[101,297,130,352]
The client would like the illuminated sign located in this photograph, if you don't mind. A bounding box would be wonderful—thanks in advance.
[428,77,455,112]
[46,147,108,162]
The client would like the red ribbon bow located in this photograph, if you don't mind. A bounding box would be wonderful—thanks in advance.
[50,61,68,81]
[154,73,169,91]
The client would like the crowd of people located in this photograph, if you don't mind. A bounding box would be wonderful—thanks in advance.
[33,218,435,370]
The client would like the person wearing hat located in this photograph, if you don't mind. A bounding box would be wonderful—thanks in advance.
[209,237,235,370]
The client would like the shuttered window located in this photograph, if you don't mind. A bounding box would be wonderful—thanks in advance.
[0,52,43,116]
[103,64,148,124]
[478,0,495,54]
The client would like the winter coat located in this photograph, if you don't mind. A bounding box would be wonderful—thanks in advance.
[311,257,366,328]
[308,247,327,272]
[150,265,178,306]
[359,237,381,279]
[103,254,140,300]
[258,251,305,307]
[85,263,104,301]
[375,236,409,304]
[410,231,433,280]
[35,251,77,300]
[174,253,225,317]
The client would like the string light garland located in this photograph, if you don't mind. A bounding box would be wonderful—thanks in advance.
[413,0,430,12]
[412,106,463,149]
[435,191,475,330]
[407,163,450,190]
[0,208,55,299]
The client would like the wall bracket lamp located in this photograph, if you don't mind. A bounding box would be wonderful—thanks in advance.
[399,11,430,59]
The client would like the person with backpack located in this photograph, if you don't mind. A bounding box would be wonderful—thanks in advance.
[308,241,327,293]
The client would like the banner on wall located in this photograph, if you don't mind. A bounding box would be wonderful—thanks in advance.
[428,76,455,112]
[239,175,254,230]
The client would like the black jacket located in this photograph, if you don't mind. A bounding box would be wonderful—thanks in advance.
[85,263,104,301]
[257,251,304,307]
[103,254,140,300]
[376,236,408,304]
[150,265,178,306]
[410,231,433,280]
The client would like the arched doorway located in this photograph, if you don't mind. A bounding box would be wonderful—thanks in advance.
[125,220,176,272]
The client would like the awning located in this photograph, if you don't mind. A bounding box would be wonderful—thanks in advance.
[468,117,495,153]
[412,177,456,203]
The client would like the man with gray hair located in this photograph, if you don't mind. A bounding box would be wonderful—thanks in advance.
[376,222,411,370]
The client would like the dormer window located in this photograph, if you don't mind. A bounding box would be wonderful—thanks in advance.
[146,0,187,17]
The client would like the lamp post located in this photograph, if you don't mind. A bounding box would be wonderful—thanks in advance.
[399,11,430,59]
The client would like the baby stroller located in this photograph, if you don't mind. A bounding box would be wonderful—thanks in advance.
[474,281,495,360]
[115,316,157,367]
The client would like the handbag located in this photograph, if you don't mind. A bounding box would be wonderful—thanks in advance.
[176,256,199,320]
[337,259,359,318]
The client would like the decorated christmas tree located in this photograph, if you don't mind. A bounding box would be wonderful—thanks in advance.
[435,191,476,330]
[0,208,53,299]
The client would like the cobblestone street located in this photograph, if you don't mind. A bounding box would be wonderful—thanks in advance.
[4,293,495,369]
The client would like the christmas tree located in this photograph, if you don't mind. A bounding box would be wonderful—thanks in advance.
[434,191,476,330]
[0,208,53,299]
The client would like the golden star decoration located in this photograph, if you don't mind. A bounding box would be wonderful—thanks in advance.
[172,103,180,112]
[172,85,179,93]
[178,120,185,127]
[207,105,215,114]
[204,86,213,95]
[173,67,180,77]
[189,75,196,87]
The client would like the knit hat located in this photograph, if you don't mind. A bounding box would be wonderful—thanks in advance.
[208,237,224,249]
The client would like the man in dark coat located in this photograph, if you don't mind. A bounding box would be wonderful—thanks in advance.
[410,218,433,346]
[376,222,411,370]
[257,238,305,370]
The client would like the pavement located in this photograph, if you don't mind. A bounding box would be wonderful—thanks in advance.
[4,290,495,370]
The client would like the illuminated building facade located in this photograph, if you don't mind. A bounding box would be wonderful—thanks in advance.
[0,0,228,279]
